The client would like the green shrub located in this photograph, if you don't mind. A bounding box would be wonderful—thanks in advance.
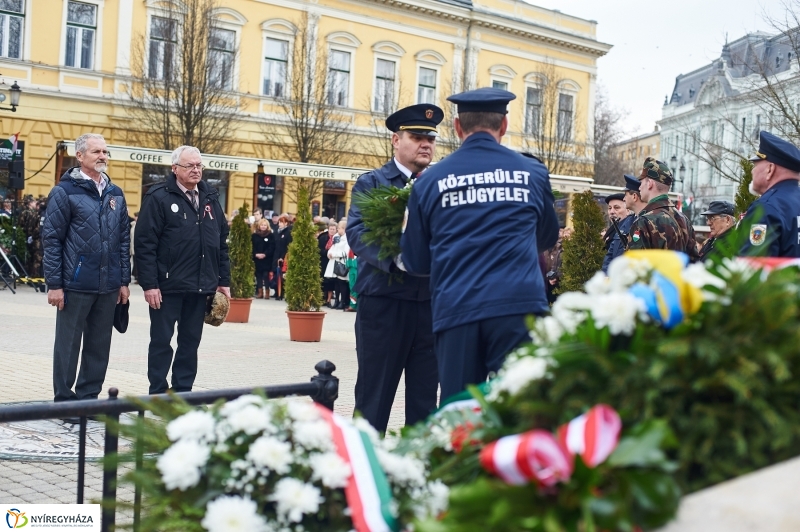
[734,158,758,218]
[228,204,255,299]
[558,190,605,293]
[284,186,323,312]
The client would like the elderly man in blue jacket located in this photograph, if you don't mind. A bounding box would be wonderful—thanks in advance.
[43,133,131,411]
[346,104,443,432]
[401,88,559,401]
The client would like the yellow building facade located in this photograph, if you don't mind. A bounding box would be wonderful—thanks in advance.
[0,0,609,215]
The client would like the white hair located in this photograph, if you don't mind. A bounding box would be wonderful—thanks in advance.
[75,133,106,154]
[171,145,201,165]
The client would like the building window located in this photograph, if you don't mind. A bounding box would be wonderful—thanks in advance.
[209,27,235,90]
[753,115,761,140]
[492,80,508,90]
[524,87,541,135]
[327,49,350,107]
[65,1,96,69]
[373,58,395,113]
[741,117,746,141]
[0,0,23,59]
[557,93,573,141]
[263,37,288,97]
[417,66,436,104]
[148,16,177,80]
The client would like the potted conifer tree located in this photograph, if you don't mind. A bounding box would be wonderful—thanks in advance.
[558,190,606,293]
[284,185,326,341]
[225,203,255,323]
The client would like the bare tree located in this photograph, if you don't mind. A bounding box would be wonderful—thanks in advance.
[358,79,413,169]
[521,62,588,176]
[123,0,241,154]
[435,82,462,161]
[592,88,629,185]
[259,13,356,200]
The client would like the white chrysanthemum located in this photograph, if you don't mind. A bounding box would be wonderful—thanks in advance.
[719,257,758,279]
[493,355,549,396]
[682,262,727,301]
[292,420,334,451]
[201,496,268,532]
[226,404,274,436]
[584,271,611,295]
[247,436,293,474]
[352,417,380,443]
[269,478,324,523]
[376,449,426,487]
[608,256,652,292]
[309,452,351,488]
[591,292,645,336]
[425,480,449,516]
[220,395,266,417]
[166,410,217,443]
[286,401,320,422]
[530,316,565,345]
[157,439,210,491]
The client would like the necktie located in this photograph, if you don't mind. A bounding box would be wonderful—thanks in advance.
[187,190,198,210]
[410,172,419,181]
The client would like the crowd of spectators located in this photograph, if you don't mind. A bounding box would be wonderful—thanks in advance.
[0,193,48,278]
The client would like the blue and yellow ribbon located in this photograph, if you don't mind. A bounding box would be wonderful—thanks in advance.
[624,250,703,329]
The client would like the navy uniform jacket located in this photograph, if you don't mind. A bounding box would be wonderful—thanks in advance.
[401,132,559,332]
[740,180,800,257]
[602,215,634,273]
[346,159,431,301]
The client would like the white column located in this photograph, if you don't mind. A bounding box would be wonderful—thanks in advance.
[452,42,465,94]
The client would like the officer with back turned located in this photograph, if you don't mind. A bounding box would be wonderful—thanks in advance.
[740,131,800,257]
[400,87,559,401]
[346,104,443,433]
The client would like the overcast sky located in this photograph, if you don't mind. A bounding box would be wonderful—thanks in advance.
[525,0,783,138]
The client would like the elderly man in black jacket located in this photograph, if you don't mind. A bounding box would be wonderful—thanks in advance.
[42,133,130,407]
[134,145,230,394]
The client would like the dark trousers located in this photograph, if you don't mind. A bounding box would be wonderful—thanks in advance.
[354,295,439,432]
[147,292,206,394]
[435,314,530,401]
[334,278,350,308]
[53,291,117,402]
[255,265,270,291]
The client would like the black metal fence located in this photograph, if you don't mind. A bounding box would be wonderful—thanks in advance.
[0,360,339,532]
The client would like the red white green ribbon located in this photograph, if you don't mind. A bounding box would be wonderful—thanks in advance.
[315,405,398,532]
[480,404,621,486]
[433,382,491,417]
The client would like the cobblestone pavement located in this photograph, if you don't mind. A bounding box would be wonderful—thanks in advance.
[0,283,408,505]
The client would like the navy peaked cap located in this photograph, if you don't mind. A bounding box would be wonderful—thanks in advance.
[700,200,734,216]
[447,87,517,114]
[385,104,444,136]
[749,131,800,172]
[623,174,640,192]
[605,193,625,204]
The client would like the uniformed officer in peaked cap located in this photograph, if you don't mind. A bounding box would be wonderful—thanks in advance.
[346,103,444,433]
[740,131,800,257]
[400,87,559,401]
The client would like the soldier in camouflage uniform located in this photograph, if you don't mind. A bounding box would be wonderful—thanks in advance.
[627,157,699,261]
[18,195,42,277]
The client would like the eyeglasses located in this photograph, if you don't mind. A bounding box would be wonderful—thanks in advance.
[175,163,204,171]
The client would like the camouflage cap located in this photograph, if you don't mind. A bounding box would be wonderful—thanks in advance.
[638,157,673,186]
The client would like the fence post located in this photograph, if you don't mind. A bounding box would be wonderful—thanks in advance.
[101,388,120,532]
[311,360,338,410]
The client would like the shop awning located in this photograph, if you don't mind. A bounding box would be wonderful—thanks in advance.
[60,141,369,182]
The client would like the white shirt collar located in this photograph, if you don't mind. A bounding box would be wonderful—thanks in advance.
[393,158,413,179]
[79,170,107,192]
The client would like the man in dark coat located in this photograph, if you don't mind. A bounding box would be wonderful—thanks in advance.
[601,192,633,273]
[699,201,735,260]
[740,131,800,257]
[42,133,130,408]
[401,88,559,400]
[134,145,230,394]
[346,103,444,432]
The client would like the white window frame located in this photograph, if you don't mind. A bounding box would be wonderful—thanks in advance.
[556,79,580,143]
[0,0,25,60]
[524,85,542,136]
[414,50,445,106]
[146,14,178,81]
[61,0,104,71]
[325,32,360,109]
[207,8,245,93]
[208,26,237,91]
[372,55,398,113]
[260,19,296,100]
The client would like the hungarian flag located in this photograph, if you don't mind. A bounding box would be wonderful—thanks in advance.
[682,195,693,211]
[1,132,19,160]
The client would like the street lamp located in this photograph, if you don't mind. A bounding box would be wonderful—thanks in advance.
[0,81,22,112]
[670,155,678,191]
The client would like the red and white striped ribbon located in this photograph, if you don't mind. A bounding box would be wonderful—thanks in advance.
[557,404,621,468]
[479,429,573,486]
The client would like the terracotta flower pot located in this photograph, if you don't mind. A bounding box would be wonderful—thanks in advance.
[225,297,253,323]
[286,310,326,342]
